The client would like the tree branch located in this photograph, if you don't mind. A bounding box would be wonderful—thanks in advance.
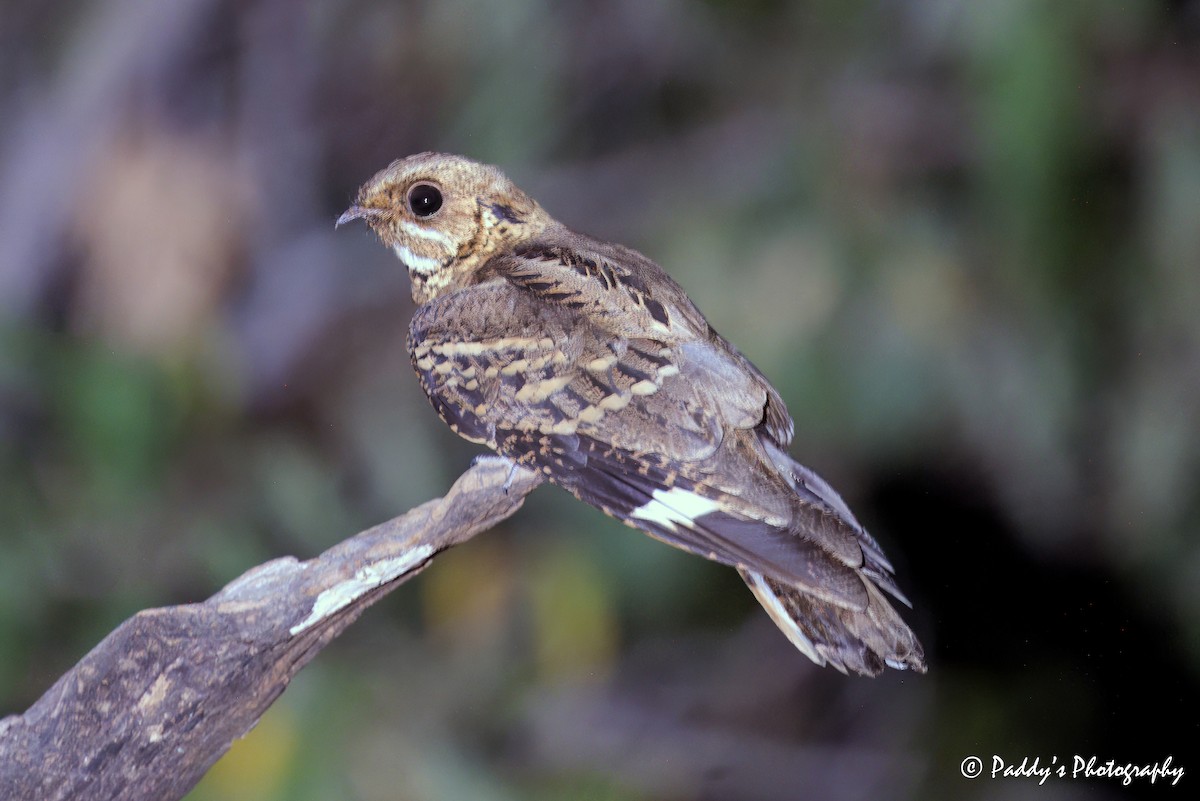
[0,456,543,801]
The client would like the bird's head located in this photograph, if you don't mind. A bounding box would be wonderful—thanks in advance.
[338,152,551,303]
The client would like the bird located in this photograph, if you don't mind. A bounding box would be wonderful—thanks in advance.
[337,152,925,676]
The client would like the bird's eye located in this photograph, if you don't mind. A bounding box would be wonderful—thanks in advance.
[407,182,443,218]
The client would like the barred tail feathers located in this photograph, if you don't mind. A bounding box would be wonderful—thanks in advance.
[584,462,927,676]
[741,568,926,676]
[528,433,925,676]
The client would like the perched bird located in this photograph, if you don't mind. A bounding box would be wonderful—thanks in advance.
[338,153,925,676]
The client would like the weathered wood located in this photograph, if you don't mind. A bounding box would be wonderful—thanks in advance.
[0,457,543,801]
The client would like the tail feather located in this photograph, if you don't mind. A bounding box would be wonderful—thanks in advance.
[525,430,926,677]
[742,568,926,676]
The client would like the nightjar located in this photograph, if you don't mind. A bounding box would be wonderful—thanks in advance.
[338,153,925,676]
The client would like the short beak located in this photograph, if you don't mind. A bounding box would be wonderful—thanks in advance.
[336,204,384,228]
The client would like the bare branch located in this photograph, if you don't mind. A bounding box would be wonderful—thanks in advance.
[0,456,543,801]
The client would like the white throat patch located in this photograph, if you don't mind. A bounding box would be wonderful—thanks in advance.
[399,219,455,249]
[393,243,443,275]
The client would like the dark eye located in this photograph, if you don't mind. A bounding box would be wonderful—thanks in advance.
[407,182,443,218]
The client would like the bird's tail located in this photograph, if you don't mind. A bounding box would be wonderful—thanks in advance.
[741,568,926,676]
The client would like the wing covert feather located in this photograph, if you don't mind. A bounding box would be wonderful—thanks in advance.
[410,270,777,463]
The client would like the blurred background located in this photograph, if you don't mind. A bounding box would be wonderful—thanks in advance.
[1,0,1198,798]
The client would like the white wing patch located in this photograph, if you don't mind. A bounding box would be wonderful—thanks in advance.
[630,487,722,532]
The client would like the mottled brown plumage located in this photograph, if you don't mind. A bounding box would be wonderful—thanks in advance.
[339,153,925,675]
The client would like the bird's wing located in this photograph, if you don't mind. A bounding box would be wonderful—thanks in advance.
[495,239,795,445]
[409,266,731,462]
[409,241,874,609]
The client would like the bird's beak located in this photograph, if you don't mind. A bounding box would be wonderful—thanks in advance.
[336,204,384,228]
